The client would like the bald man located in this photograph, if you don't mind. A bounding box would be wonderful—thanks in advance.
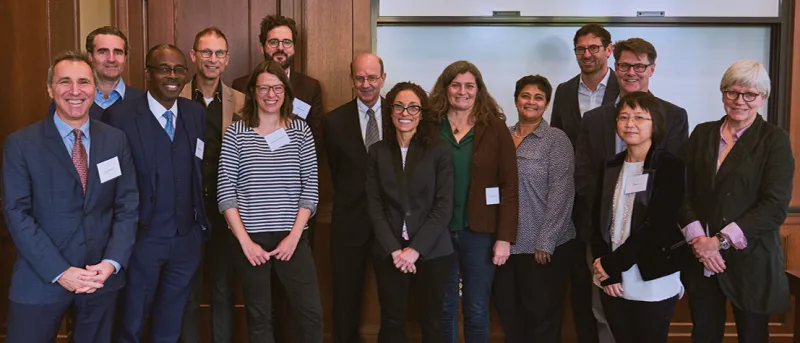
[323,53,386,343]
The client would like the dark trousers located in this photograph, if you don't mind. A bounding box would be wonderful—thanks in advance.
[6,290,118,343]
[235,230,322,343]
[374,253,452,343]
[180,226,237,343]
[331,237,372,343]
[568,239,600,343]
[117,229,203,343]
[493,240,574,343]
[600,293,678,343]
[682,263,770,343]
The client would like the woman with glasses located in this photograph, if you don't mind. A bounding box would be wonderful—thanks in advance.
[591,91,689,343]
[217,60,322,342]
[679,60,793,343]
[492,75,577,343]
[430,60,518,343]
[366,82,454,342]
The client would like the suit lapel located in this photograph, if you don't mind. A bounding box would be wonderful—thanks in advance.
[134,98,157,192]
[630,167,655,235]
[568,76,582,126]
[600,161,622,243]
[43,114,82,188]
[715,115,762,187]
[344,100,368,158]
[221,85,235,135]
[84,122,105,207]
[603,105,617,156]
[602,70,620,105]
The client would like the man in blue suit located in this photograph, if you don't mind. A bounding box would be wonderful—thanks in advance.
[2,51,139,343]
[103,44,208,343]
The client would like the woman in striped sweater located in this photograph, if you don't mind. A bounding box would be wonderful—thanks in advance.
[217,60,322,343]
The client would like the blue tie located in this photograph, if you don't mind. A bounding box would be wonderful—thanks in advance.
[162,111,175,141]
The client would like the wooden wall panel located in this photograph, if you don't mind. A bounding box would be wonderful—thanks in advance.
[791,0,800,209]
[247,1,280,77]
[115,0,146,89]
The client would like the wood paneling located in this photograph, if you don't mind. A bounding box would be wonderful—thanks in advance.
[791,0,800,209]
[115,0,146,89]
[248,1,279,76]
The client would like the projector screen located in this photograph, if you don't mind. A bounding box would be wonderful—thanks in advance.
[377,25,771,130]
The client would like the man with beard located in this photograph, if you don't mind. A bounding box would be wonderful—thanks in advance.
[232,15,323,151]
[103,44,209,343]
[323,53,385,343]
[178,27,245,343]
[550,24,618,343]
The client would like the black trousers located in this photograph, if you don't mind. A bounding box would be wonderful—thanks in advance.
[567,239,600,343]
[234,230,322,343]
[180,224,237,343]
[7,290,118,343]
[374,253,452,343]
[492,240,573,343]
[682,262,770,343]
[331,238,373,343]
[600,292,678,343]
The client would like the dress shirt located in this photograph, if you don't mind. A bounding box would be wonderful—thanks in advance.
[147,91,179,128]
[94,78,127,109]
[578,67,611,117]
[357,97,383,142]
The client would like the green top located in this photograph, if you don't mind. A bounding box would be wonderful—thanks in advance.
[440,117,474,232]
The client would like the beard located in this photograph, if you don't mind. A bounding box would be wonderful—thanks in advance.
[265,50,294,69]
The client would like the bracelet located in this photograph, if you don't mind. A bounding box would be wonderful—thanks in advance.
[715,232,731,250]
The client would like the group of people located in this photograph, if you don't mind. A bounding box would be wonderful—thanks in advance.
[1,14,793,343]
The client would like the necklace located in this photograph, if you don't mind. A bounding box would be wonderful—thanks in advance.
[610,162,644,250]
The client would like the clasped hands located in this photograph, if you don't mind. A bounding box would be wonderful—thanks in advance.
[592,258,624,297]
[241,233,301,266]
[689,235,726,273]
[392,248,420,274]
[58,261,115,294]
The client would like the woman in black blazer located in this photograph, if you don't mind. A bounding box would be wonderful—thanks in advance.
[365,81,454,343]
[680,60,794,343]
[591,91,690,343]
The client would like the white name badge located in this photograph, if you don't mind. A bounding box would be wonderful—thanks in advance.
[265,128,291,151]
[486,187,500,205]
[97,156,122,183]
[293,98,311,120]
[195,138,205,159]
[624,174,649,194]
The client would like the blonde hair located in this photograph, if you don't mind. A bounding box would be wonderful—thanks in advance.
[720,60,771,98]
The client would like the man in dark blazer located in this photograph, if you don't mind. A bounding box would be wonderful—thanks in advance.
[3,51,139,343]
[103,44,208,343]
[551,24,618,343]
[324,53,386,343]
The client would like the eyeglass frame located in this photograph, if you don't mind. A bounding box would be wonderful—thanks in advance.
[616,62,652,73]
[722,90,761,103]
[266,39,294,48]
[353,75,382,84]
[196,49,228,59]
[573,44,604,55]
[391,103,422,115]
[616,114,653,124]
[255,84,286,95]
[146,64,189,76]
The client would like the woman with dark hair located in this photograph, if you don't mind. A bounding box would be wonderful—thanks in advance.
[217,60,322,342]
[591,91,688,343]
[366,81,454,342]
[429,60,518,343]
[492,75,577,343]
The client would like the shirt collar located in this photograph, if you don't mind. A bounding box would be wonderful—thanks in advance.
[357,97,382,117]
[512,119,549,139]
[579,67,611,90]
[53,112,91,140]
[98,78,127,99]
[721,117,752,143]
[147,91,179,117]
[191,76,223,103]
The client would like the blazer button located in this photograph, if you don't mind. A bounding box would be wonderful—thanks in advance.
[84,211,89,216]
[405,212,411,217]
[79,242,85,246]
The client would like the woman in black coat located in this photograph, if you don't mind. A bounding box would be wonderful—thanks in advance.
[365,81,454,343]
[591,91,690,343]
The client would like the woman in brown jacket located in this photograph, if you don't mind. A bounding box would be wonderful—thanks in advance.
[430,60,519,343]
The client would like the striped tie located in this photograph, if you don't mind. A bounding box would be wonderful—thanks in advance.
[72,129,88,193]
[163,111,175,141]
[364,108,379,148]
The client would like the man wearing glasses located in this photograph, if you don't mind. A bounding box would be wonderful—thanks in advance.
[323,53,386,343]
[103,44,209,343]
[178,27,245,343]
[551,24,619,343]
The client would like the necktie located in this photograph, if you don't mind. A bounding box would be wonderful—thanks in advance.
[364,108,379,148]
[163,111,175,141]
[72,129,88,193]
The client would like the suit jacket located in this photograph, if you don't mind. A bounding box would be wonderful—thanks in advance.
[232,70,324,153]
[551,70,620,148]
[179,80,244,134]
[101,95,209,233]
[591,147,691,286]
[49,84,145,120]
[680,115,793,314]
[574,96,688,242]
[2,111,139,304]
[365,133,454,260]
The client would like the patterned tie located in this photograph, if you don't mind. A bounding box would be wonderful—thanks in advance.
[163,111,175,141]
[72,129,88,194]
[364,108,379,148]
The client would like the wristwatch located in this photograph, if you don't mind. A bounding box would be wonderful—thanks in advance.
[715,232,731,250]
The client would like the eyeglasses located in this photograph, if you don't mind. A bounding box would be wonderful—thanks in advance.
[255,85,285,95]
[391,104,422,115]
[616,114,652,123]
[197,49,228,58]
[353,75,382,84]
[146,65,188,76]
[617,63,651,73]
[267,39,294,48]
[574,45,603,55]
[723,90,760,102]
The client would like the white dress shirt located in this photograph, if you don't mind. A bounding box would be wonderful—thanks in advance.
[147,91,179,128]
[578,67,611,117]
[357,97,383,142]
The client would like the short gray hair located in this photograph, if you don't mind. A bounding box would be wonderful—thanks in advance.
[720,60,771,98]
[47,51,94,85]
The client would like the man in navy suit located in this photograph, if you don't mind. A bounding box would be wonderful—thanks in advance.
[2,51,139,343]
[103,44,208,343]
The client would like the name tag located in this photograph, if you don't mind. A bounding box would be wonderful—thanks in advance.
[293,98,311,120]
[486,187,500,205]
[97,156,122,183]
[624,174,649,194]
[195,139,205,159]
[265,128,291,151]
